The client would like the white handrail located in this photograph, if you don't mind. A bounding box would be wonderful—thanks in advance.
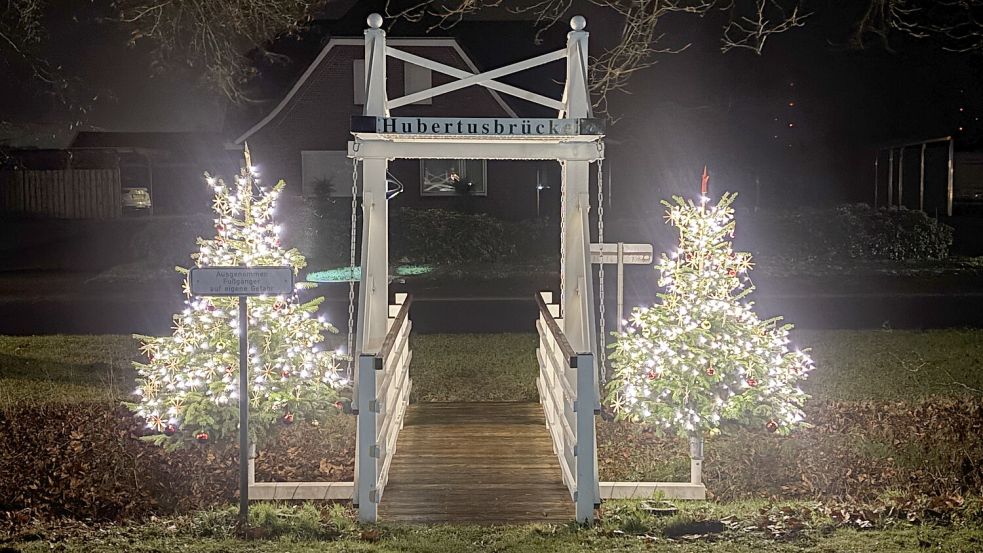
[536,291,597,523]
[356,294,412,522]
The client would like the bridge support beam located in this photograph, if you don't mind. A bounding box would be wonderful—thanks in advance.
[355,14,390,524]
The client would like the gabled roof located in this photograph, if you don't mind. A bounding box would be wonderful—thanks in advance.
[71,131,230,151]
[235,37,519,144]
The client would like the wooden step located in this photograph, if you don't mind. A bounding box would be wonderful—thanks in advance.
[379,402,574,523]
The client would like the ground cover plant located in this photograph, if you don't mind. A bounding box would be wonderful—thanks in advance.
[2,330,983,539]
[4,499,983,552]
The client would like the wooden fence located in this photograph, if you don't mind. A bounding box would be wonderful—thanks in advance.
[0,169,121,219]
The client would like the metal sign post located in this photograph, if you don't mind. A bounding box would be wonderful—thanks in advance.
[189,266,294,526]
[590,243,653,333]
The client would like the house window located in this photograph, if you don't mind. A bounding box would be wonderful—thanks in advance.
[420,159,487,196]
[302,151,359,197]
[353,59,365,105]
[404,63,432,105]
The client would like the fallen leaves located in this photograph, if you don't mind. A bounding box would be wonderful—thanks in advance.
[0,403,355,528]
[598,397,983,504]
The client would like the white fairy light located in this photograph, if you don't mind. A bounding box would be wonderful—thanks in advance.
[608,192,814,437]
[128,159,347,446]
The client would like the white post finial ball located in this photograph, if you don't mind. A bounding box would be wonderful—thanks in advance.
[570,15,586,31]
[367,13,383,29]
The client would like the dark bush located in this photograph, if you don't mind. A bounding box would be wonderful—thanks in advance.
[390,208,556,265]
[754,204,954,262]
[391,208,515,264]
[127,215,214,267]
[837,204,953,261]
[277,196,352,267]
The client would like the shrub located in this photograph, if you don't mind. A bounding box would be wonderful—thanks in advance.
[127,215,214,268]
[391,208,517,265]
[753,204,954,262]
[837,204,953,261]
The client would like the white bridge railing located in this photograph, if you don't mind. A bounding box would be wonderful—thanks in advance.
[355,293,413,522]
[535,291,598,523]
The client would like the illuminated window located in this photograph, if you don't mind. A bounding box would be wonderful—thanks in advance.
[420,159,487,196]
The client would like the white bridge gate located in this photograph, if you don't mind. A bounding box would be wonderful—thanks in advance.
[350,12,604,523]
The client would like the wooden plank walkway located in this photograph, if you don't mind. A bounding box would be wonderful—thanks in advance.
[379,402,574,524]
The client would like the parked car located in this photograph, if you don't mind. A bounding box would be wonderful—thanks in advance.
[121,187,152,214]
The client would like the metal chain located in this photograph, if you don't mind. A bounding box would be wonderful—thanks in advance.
[596,157,607,385]
[347,159,359,378]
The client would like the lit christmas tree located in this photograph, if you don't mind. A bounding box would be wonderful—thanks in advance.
[129,150,348,449]
[607,189,814,477]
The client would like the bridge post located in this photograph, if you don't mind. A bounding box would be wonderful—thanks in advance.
[562,16,599,524]
[575,352,598,523]
[560,15,593,351]
[356,353,379,522]
[355,14,389,523]
[358,14,390,355]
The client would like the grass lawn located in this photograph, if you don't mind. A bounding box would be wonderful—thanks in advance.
[5,500,983,552]
[5,329,983,406]
[0,335,137,405]
[2,330,983,551]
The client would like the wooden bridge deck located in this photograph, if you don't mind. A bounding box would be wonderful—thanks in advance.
[379,402,574,524]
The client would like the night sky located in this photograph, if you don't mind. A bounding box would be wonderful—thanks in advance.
[1,0,979,208]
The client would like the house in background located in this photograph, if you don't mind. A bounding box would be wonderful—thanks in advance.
[70,132,240,215]
[234,36,559,221]
[0,132,240,220]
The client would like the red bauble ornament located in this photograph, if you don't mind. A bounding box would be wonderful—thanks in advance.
[273,301,283,311]
[646,370,660,380]
[195,431,209,443]
[281,412,295,425]
[706,367,716,376]
[766,420,779,433]
[163,423,177,436]
[225,365,234,374]
[281,369,290,378]
[205,303,216,312]
[334,401,345,410]
[727,268,737,277]
[746,377,759,387]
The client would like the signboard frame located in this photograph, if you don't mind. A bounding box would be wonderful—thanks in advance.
[351,115,605,137]
[189,265,294,525]
[590,243,654,333]
[189,266,294,297]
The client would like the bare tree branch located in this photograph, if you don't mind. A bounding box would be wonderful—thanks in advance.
[115,0,322,103]
[0,0,56,84]
[720,0,809,55]
[0,0,95,131]
[385,0,807,117]
[854,0,983,54]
